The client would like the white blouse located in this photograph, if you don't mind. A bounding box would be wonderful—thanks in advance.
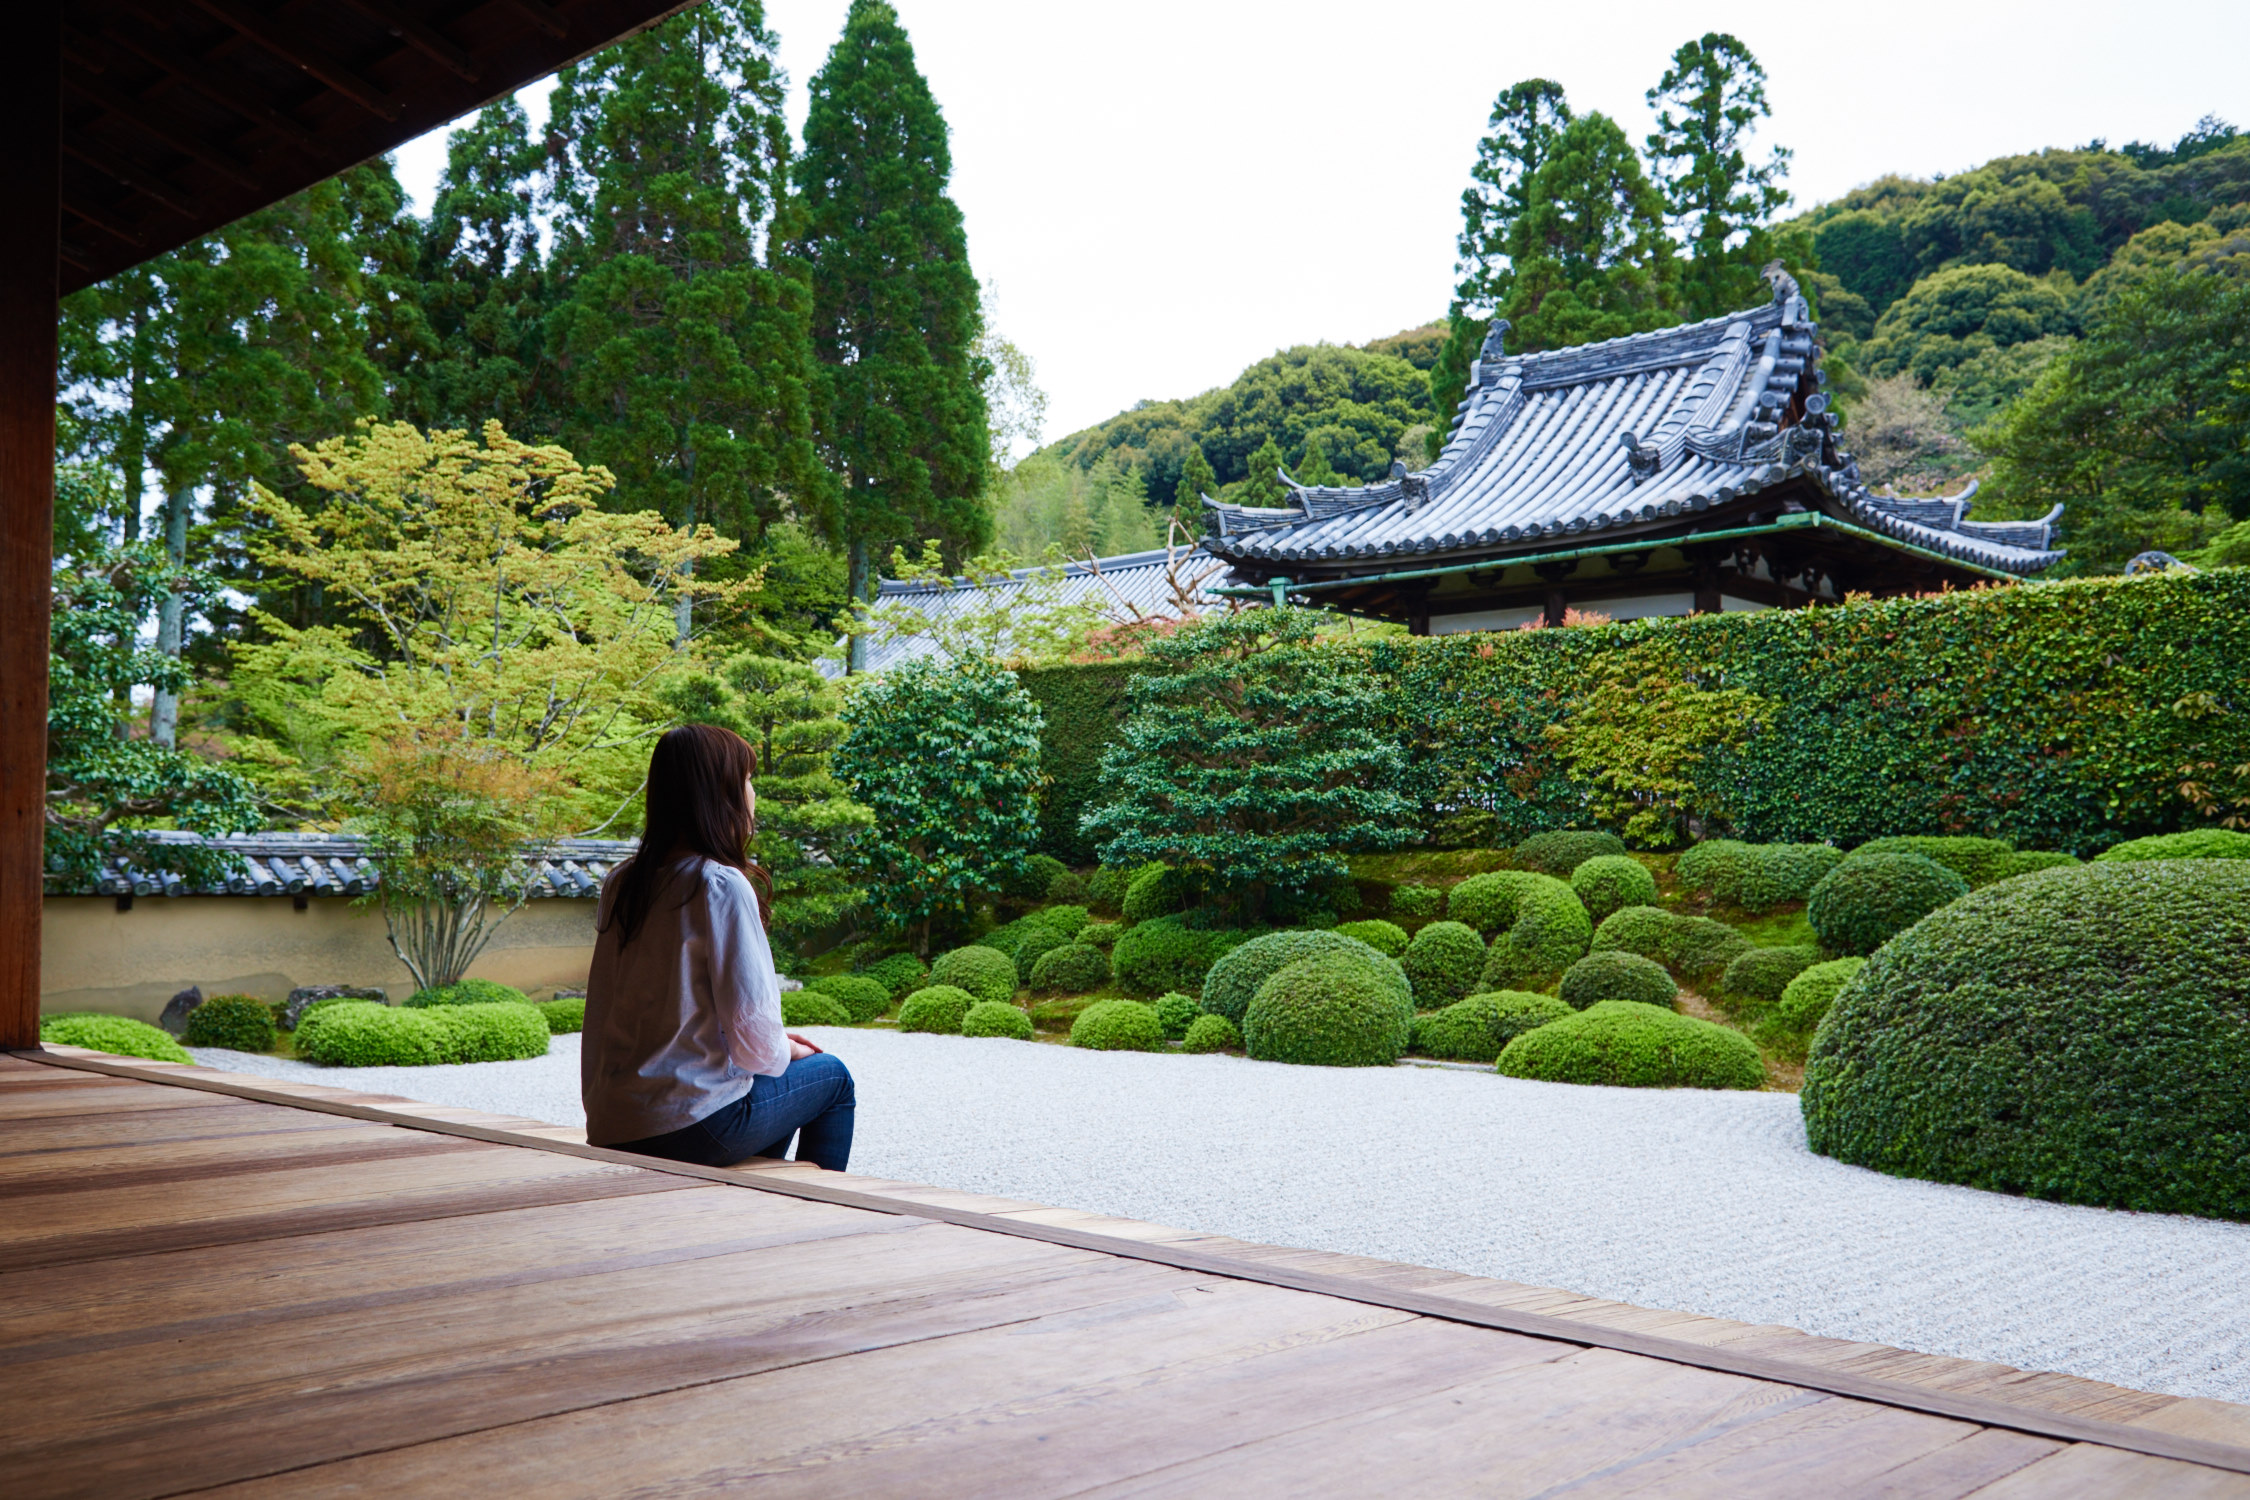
[581,855,791,1146]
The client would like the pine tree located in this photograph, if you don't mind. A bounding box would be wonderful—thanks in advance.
[793,0,990,671]
[1236,436,1290,507]
[1294,434,1342,487]
[1645,33,1793,319]
[1503,113,1677,350]
[1173,445,1216,513]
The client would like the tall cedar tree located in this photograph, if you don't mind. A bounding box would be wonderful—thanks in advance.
[793,0,991,671]
[547,0,825,634]
[1503,113,1677,351]
[1645,33,1793,320]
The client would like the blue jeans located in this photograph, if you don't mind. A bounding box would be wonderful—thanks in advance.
[614,1053,856,1170]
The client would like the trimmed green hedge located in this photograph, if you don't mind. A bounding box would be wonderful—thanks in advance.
[929,946,1019,1007]
[1514,829,1627,875]
[1154,992,1200,1040]
[1674,841,1842,912]
[808,974,891,1023]
[1756,958,1864,1060]
[405,978,530,1008]
[1401,921,1486,1008]
[2097,828,2250,862]
[1029,942,1111,993]
[182,994,277,1052]
[1243,951,1414,1067]
[781,992,851,1027]
[1586,905,1750,989]
[1497,1002,1764,1089]
[1558,951,1677,1011]
[1332,919,1409,958]
[897,985,975,1034]
[1181,1013,1239,1053]
[1801,860,2250,1220]
[1808,851,1970,956]
[1449,872,1592,989]
[1199,929,1397,1025]
[962,1000,1035,1040]
[1122,865,1188,924]
[1570,856,1657,922]
[1718,946,1820,1017]
[1019,660,1147,864]
[1071,998,1168,1051]
[855,952,929,1001]
[295,1000,549,1066]
[1852,836,2016,888]
[535,997,585,1034]
[1412,991,1569,1061]
[1076,921,1122,948]
[438,1003,552,1062]
[41,1013,192,1063]
[1390,884,1443,918]
[1111,915,1251,996]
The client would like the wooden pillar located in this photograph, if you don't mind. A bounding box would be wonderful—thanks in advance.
[1691,562,1722,615]
[1533,560,1575,627]
[0,14,59,1050]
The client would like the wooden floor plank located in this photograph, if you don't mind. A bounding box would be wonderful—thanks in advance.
[1971,1442,2250,1498]
[0,1103,364,1157]
[0,1126,487,1197]
[0,1081,236,1120]
[1830,1428,2064,1499]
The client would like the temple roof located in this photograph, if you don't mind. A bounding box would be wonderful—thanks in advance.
[1201,270,2063,578]
[51,832,636,900]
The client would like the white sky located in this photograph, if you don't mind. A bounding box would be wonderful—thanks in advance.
[389,0,2250,446]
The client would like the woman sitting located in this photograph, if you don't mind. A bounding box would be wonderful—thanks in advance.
[583,723,854,1170]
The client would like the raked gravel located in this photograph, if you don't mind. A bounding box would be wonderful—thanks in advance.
[190,1029,2250,1404]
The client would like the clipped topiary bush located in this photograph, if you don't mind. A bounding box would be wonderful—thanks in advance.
[1451,872,1592,989]
[1047,867,1089,905]
[1852,835,2017,888]
[1076,921,1122,948]
[1411,990,1569,1061]
[995,853,1069,902]
[1514,829,1628,876]
[1332,919,1409,958]
[856,952,929,1002]
[1390,884,1444,919]
[1558,951,1677,1011]
[929,945,1020,1007]
[1154,991,1201,1040]
[1071,998,1168,1051]
[1808,851,1970,956]
[1087,862,1158,912]
[1801,860,2250,1220]
[1243,951,1415,1067]
[1992,850,2079,882]
[808,974,891,1023]
[896,985,975,1035]
[1497,1002,1764,1089]
[1199,928,1400,1025]
[182,993,278,1052]
[405,978,531,1008]
[296,1002,447,1066]
[1674,840,1843,912]
[1588,905,1673,961]
[1570,855,1657,922]
[1029,942,1111,993]
[1181,1012,1239,1053]
[1664,916,1754,988]
[433,1003,550,1063]
[1401,920,1486,1008]
[535,997,585,1034]
[1122,864,1189,924]
[1110,916,1250,996]
[2096,828,2250,863]
[962,1000,1035,1040]
[1756,957,1865,1059]
[781,992,852,1027]
[1718,945,1820,1017]
[40,1012,193,1063]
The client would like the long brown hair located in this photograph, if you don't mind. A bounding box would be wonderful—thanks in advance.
[605,724,773,946]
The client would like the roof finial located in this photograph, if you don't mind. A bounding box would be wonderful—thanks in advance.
[1761,261,1801,309]
[1479,319,1511,362]
[1618,430,1660,484]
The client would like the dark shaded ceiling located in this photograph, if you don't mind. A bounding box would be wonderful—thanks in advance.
[59,0,698,294]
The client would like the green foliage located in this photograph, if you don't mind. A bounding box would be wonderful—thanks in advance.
[1199,929,1398,1025]
[781,992,851,1027]
[1401,921,1488,1008]
[1513,829,1628,875]
[1449,872,1593,988]
[1808,852,1971,956]
[1122,865,1190,925]
[961,1000,1034,1040]
[1070,999,1168,1052]
[1756,957,1864,1060]
[1109,916,1250,997]
[1497,1002,1764,1089]
[1153,992,1201,1040]
[1085,862,1138,912]
[807,974,891,1023]
[1802,861,2250,1220]
[1332,919,1409,958]
[1719,945,1820,1017]
[1858,265,2076,392]
[980,908,1082,983]
[928,946,1019,1007]
[1851,835,2017,888]
[433,1003,550,1063]
[1029,943,1111,994]
[535,997,586,1034]
[1181,1013,1240,1053]
[855,952,928,1001]
[40,1013,193,1064]
[1015,661,1149,865]
[405,979,531,1008]
[1391,884,1444,919]
[1558,951,1678,1011]
[1076,922,1122,948]
[1674,840,1843,912]
[1993,850,2080,881]
[1587,906,1751,988]
[1570,856,1659,922]
[833,655,1044,938]
[1243,952,1415,1068]
[182,994,278,1052]
[1412,990,1571,1061]
[295,1000,548,1066]
[1085,608,1415,919]
[896,985,974,1034]
[1501,112,1680,353]
[1643,33,1794,320]
[996,854,1069,903]
[2096,828,2250,861]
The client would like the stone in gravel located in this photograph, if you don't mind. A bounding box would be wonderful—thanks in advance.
[281,985,387,1031]
[158,986,203,1036]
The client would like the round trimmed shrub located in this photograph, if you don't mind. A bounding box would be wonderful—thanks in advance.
[1243,951,1415,1067]
[1808,851,1970,956]
[1181,1013,1239,1053]
[1451,872,1592,989]
[808,974,891,1023]
[1570,855,1657,922]
[1756,957,1865,1059]
[1588,905,1672,961]
[1558,951,1677,1011]
[1390,884,1443,919]
[1675,841,1842,911]
[1046,867,1089,905]
[1663,916,1754,988]
[1801,860,2250,1220]
[535,997,585,1034]
[1718,945,1820,1017]
[1992,850,2079,882]
[1199,929,1400,1025]
[896,985,975,1035]
[1111,916,1249,996]
[182,993,278,1052]
[962,1000,1035,1040]
[856,952,928,1002]
[1007,927,1072,985]
[1029,942,1110,994]
[1071,998,1167,1051]
[1412,990,1569,1061]
[1122,865,1188,924]
[40,1013,193,1064]
[995,853,1068,902]
[296,1002,448,1066]
[1332,919,1409,958]
[2097,828,2250,863]
[405,978,530,1008]
[1154,991,1201,1040]
[1514,829,1627,876]
[1076,921,1122,948]
[1087,862,1157,912]
[1497,1003,1763,1089]
[781,992,852,1027]
[432,1002,550,1063]
[1401,921,1486,1008]
[1853,835,2016,888]
[929,945,1019,1006]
